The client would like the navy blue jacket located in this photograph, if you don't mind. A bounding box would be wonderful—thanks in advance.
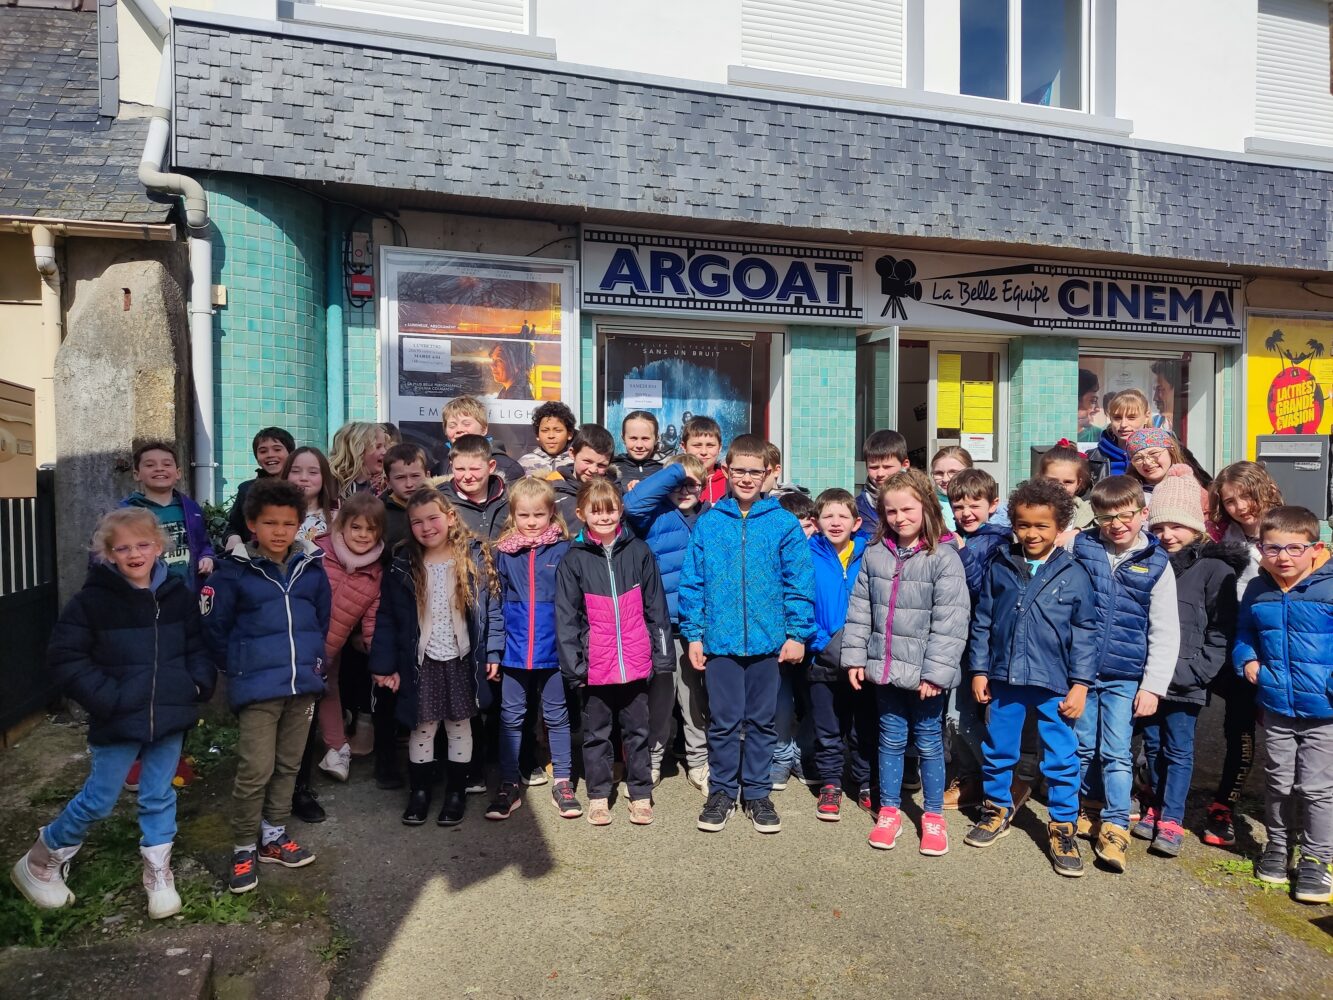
[808,533,866,682]
[202,543,331,710]
[623,463,704,623]
[442,476,510,542]
[1071,529,1169,681]
[958,521,1011,599]
[1234,556,1333,720]
[855,486,878,538]
[494,538,570,670]
[48,562,216,745]
[968,544,1102,695]
[1163,541,1244,705]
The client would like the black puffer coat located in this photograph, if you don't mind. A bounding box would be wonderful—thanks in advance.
[47,562,216,745]
[1163,541,1247,705]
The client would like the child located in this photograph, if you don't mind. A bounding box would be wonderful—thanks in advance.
[624,453,712,791]
[1135,475,1242,857]
[1087,389,1153,483]
[962,479,1101,878]
[805,488,867,820]
[855,430,909,535]
[930,446,972,533]
[12,509,214,919]
[680,434,816,835]
[441,396,524,484]
[282,446,338,543]
[1126,428,1209,503]
[1234,506,1333,903]
[555,478,674,825]
[120,441,215,591]
[613,410,664,489]
[329,421,388,499]
[1201,460,1284,846]
[1039,441,1095,532]
[382,442,431,556]
[487,477,579,821]
[681,415,728,504]
[370,489,503,827]
[520,401,576,476]
[443,433,511,541]
[554,424,616,534]
[224,426,295,549]
[771,491,819,791]
[1070,475,1179,874]
[202,478,331,894]
[843,469,970,855]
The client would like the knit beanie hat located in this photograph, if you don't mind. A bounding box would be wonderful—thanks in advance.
[1125,427,1175,459]
[1148,464,1206,532]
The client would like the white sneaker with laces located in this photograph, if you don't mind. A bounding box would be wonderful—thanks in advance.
[318,744,351,782]
[686,765,709,795]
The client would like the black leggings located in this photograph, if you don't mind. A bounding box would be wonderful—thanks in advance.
[1213,675,1257,807]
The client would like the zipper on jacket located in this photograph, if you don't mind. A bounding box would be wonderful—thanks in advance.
[258,555,308,695]
[605,544,628,683]
[526,548,536,670]
[740,516,748,651]
[150,597,160,741]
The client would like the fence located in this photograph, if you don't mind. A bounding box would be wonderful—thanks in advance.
[0,469,59,732]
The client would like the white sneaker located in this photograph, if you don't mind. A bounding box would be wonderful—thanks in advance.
[140,843,182,919]
[521,768,549,787]
[318,744,351,782]
[686,765,709,795]
[10,829,79,910]
[651,767,662,787]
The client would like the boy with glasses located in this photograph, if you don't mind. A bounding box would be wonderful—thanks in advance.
[679,435,815,834]
[1235,506,1333,903]
[1069,475,1178,873]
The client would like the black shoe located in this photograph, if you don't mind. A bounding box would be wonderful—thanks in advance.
[1202,801,1236,847]
[697,790,736,832]
[1293,858,1333,904]
[1047,821,1085,878]
[963,801,1013,848]
[902,757,922,793]
[1254,844,1291,884]
[744,796,782,834]
[228,848,258,894]
[375,753,404,791]
[402,762,433,826]
[291,783,326,824]
[484,782,523,821]
[438,763,467,827]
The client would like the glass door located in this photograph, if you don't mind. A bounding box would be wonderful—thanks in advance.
[928,343,1008,494]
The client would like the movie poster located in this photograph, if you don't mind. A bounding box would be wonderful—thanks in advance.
[1246,314,1333,458]
[602,334,755,454]
[382,249,577,464]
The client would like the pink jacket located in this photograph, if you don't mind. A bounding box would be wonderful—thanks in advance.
[316,534,383,662]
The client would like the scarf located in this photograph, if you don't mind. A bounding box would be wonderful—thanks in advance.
[1097,430,1128,477]
[495,522,564,554]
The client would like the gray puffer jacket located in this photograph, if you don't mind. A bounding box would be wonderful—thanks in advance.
[841,537,970,690]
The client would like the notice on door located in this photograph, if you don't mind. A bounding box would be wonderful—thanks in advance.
[402,336,452,373]
[623,378,663,410]
[962,381,994,434]
[937,352,962,428]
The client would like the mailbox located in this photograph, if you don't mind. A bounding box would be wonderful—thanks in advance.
[1255,434,1330,521]
[0,380,36,500]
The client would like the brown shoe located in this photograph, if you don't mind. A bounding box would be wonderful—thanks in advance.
[1076,801,1103,841]
[1095,823,1130,873]
[1010,777,1033,813]
[943,778,981,811]
[1047,822,1085,878]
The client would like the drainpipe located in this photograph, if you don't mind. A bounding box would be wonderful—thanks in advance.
[128,1,217,501]
[326,205,346,434]
[31,225,62,465]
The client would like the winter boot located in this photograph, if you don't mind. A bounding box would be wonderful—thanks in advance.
[374,705,404,790]
[11,829,80,910]
[438,762,468,826]
[140,843,182,919]
[402,762,433,826]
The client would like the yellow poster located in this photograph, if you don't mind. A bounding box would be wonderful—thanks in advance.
[962,381,994,434]
[1246,314,1333,458]
[937,352,962,427]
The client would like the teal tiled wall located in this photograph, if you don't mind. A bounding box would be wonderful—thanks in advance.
[579,313,596,422]
[208,175,326,503]
[788,325,857,491]
[1007,336,1079,486]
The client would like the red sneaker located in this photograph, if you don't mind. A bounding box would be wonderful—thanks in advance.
[172,756,197,788]
[868,807,901,850]
[920,812,950,856]
[816,784,842,822]
[857,787,874,813]
[123,760,142,792]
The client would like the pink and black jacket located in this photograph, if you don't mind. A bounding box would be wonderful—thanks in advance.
[555,529,674,687]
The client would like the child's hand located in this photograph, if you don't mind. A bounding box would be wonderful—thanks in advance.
[1243,661,1260,685]
[197,557,214,576]
[486,662,500,681]
[848,667,864,691]
[688,642,706,672]
[1132,690,1159,718]
[374,672,400,692]
[1058,683,1088,720]
[919,680,942,699]
[778,639,805,664]
[971,675,990,704]
[350,634,368,654]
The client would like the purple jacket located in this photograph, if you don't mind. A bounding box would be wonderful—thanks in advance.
[118,490,216,593]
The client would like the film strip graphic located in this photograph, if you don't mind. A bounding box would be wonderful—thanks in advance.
[585,292,863,319]
[584,229,863,263]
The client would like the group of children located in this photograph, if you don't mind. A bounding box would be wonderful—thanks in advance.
[11,387,1333,920]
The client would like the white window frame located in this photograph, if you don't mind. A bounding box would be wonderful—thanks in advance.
[281,0,556,58]
[960,0,1093,113]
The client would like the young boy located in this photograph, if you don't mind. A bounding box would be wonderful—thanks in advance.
[805,488,867,820]
[553,424,615,533]
[856,430,909,535]
[1087,389,1153,483]
[442,433,511,541]
[613,410,663,489]
[520,401,576,476]
[679,434,815,835]
[381,442,430,556]
[440,396,524,484]
[964,479,1101,878]
[120,441,215,591]
[202,478,331,894]
[771,491,818,791]
[682,416,728,504]
[224,426,295,548]
[1071,474,1179,873]
[625,453,711,791]
[1234,505,1333,903]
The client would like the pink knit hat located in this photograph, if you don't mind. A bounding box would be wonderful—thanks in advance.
[1126,427,1175,459]
[1149,464,1207,533]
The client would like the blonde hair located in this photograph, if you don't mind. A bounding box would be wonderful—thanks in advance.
[497,477,569,544]
[931,445,973,470]
[576,477,622,519]
[91,508,168,561]
[329,422,386,497]
[873,468,947,552]
[404,488,495,618]
[442,396,488,430]
[665,453,707,481]
[1106,389,1150,419]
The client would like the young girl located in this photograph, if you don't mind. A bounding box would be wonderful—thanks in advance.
[555,478,673,825]
[613,410,665,489]
[330,421,388,499]
[1137,475,1244,857]
[1202,460,1284,847]
[1040,441,1095,532]
[1088,389,1153,482]
[488,477,580,821]
[13,509,214,919]
[1125,428,1209,502]
[930,446,972,533]
[283,446,338,543]
[842,468,971,855]
[369,489,502,827]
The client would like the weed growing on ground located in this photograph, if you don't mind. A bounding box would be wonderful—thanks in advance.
[182,718,241,776]
[317,929,353,964]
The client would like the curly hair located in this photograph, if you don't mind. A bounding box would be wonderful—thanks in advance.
[1007,478,1077,531]
[329,421,387,498]
[91,508,168,561]
[1208,461,1283,531]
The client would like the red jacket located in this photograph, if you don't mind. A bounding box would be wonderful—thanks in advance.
[700,466,729,505]
[316,534,383,662]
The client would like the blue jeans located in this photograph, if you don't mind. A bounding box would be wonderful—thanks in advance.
[981,681,1080,823]
[1075,678,1137,828]
[874,686,945,814]
[45,732,185,850]
[1140,702,1202,825]
[500,667,571,782]
[945,685,986,780]
[705,655,780,800]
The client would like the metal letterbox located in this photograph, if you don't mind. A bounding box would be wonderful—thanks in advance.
[1254,434,1330,521]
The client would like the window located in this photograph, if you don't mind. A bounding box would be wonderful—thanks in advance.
[740,0,905,87]
[961,0,1085,110]
[1255,0,1333,147]
[310,0,528,35]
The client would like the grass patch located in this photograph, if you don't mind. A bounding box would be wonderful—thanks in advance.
[182,718,240,777]
[317,929,353,964]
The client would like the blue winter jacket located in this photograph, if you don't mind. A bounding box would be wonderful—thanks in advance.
[1233,558,1333,720]
[958,521,1011,599]
[494,539,570,670]
[807,533,866,681]
[201,542,331,711]
[679,496,816,657]
[119,490,216,592]
[1070,529,1168,681]
[624,463,704,622]
[968,544,1102,695]
[855,487,878,538]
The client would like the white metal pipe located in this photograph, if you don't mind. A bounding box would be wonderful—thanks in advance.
[31,225,62,466]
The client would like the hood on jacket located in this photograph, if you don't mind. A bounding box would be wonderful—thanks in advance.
[709,495,785,520]
[317,532,384,572]
[1169,540,1251,576]
[232,537,322,575]
[447,474,507,509]
[88,558,175,596]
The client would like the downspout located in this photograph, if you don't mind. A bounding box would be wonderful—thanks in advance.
[31,225,62,465]
[326,205,346,433]
[129,2,216,501]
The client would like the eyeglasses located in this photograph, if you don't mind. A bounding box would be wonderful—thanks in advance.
[1092,509,1144,526]
[672,483,703,496]
[1130,448,1170,466]
[728,467,769,483]
[1259,542,1318,558]
[111,541,157,556]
